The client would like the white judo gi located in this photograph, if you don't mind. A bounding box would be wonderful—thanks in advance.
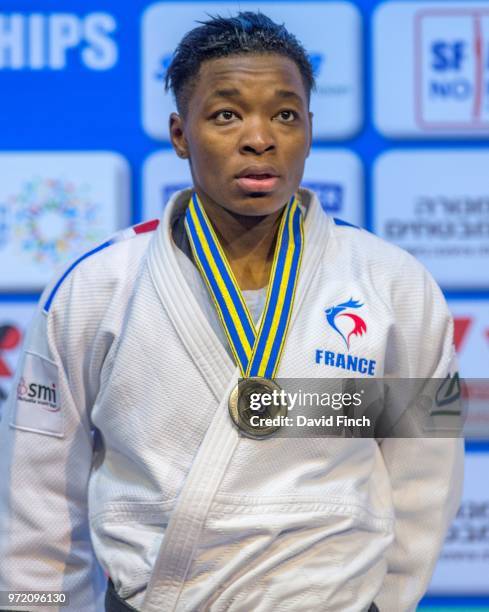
[0,188,464,612]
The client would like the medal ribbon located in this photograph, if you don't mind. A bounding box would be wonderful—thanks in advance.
[185,192,303,378]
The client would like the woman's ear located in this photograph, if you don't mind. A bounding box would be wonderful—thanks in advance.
[169,112,189,159]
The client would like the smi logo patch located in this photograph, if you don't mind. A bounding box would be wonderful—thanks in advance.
[17,376,58,412]
[10,352,63,437]
[325,298,367,350]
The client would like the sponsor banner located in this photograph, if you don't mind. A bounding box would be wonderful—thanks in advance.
[449,300,489,439]
[429,452,489,594]
[0,152,130,292]
[142,148,363,225]
[373,150,489,289]
[0,302,36,422]
[374,2,489,137]
[0,12,118,71]
[142,2,362,140]
[0,12,119,140]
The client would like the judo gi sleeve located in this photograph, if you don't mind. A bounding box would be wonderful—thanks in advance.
[0,280,107,612]
[374,256,464,612]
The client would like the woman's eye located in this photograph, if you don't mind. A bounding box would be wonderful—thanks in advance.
[215,110,236,122]
[277,110,298,122]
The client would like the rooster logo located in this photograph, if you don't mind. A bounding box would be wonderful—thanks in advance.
[325,298,367,349]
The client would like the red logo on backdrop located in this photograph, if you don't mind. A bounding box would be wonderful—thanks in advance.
[453,316,489,407]
[453,316,489,353]
[453,317,473,353]
[0,325,22,377]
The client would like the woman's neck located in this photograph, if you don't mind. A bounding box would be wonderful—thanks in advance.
[197,195,285,291]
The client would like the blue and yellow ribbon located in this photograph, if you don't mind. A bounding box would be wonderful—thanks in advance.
[185,192,303,378]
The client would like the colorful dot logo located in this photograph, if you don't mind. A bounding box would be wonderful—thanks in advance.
[12,177,103,264]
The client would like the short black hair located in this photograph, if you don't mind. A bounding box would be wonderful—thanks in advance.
[165,11,315,116]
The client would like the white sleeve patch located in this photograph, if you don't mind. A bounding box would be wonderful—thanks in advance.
[10,351,64,438]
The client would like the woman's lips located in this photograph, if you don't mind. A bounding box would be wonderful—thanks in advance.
[236,175,280,192]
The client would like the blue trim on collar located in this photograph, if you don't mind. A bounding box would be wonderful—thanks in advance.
[333,218,360,229]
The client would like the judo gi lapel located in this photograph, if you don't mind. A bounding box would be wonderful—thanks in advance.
[142,188,330,611]
[145,189,241,612]
[147,188,236,395]
[284,188,331,348]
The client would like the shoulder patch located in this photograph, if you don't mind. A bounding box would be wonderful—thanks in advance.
[133,219,160,234]
[10,351,63,438]
[333,218,360,229]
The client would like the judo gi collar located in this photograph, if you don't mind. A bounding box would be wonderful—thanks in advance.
[185,192,304,379]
